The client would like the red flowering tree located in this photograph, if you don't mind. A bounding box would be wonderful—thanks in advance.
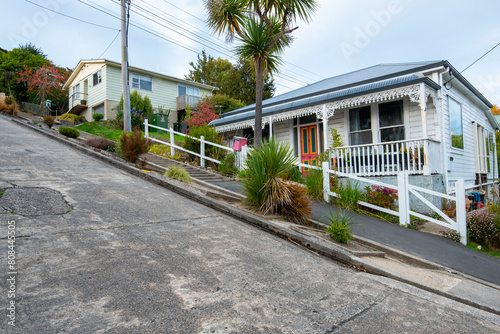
[186,98,219,132]
[16,64,67,115]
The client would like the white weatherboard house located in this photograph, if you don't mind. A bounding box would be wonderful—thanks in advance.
[211,61,498,195]
[63,59,216,126]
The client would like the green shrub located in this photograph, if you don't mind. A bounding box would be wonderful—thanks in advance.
[59,126,80,138]
[363,185,398,210]
[218,153,237,176]
[85,137,116,151]
[442,230,461,243]
[304,168,323,201]
[467,210,500,248]
[119,128,150,163]
[59,113,83,124]
[43,116,54,129]
[324,211,353,244]
[116,90,153,129]
[164,166,192,183]
[242,139,312,224]
[337,180,364,211]
[183,124,223,164]
[4,96,12,105]
[92,113,104,121]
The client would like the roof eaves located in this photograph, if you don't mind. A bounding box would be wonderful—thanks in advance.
[444,61,493,108]
[211,76,439,126]
[223,60,447,117]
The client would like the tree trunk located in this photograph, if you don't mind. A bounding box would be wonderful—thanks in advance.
[254,58,264,148]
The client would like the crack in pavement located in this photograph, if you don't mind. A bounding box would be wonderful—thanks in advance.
[0,214,220,240]
[325,290,394,333]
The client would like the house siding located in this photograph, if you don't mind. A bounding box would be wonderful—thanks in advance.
[407,98,437,140]
[327,109,347,144]
[443,85,497,186]
[87,66,106,114]
[273,120,292,144]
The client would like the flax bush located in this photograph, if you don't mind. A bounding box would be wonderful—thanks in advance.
[242,139,312,224]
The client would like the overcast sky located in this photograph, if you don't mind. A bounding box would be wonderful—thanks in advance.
[2,0,499,105]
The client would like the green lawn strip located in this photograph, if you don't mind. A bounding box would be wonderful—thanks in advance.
[467,242,500,259]
[76,122,123,141]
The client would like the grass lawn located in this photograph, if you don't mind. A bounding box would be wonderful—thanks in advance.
[467,242,500,259]
[76,121,123,141]
[76,121,185,142]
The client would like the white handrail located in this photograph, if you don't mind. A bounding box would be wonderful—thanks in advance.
[144,118,234,167]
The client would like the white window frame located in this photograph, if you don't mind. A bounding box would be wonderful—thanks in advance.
[348,106,372,145]
[93,70,102,86]
[131,73,153,91]
[449,97,464,150]
[473,122,488,174]
[72,83,80,101]
[177,84,200,97]
[378,100,405,143]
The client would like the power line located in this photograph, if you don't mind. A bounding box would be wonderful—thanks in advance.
[133,0,319,84]
[97,30,121,59]
[127,1,312,86]
[445,41,500,87]
[77,0,299,91]
[25,0,119,31]
[461,42,500,74]
[158,0,326,81]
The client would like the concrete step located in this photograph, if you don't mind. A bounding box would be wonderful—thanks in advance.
[143,153,233,183]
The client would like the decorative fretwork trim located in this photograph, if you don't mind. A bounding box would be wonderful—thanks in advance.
[216,83,438,132]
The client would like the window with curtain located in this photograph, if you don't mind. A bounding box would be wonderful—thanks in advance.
[349,106,372,145]
[379,100,404,142]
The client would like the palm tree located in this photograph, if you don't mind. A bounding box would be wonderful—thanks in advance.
[204,0,318,147]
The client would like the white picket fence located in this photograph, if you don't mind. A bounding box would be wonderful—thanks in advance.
[299,161,468,245]
[144,119,246,169]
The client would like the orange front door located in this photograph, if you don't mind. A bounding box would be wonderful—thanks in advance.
[300,125,319,174]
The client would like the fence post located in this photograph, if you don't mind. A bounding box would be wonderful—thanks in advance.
[169,127,175,157]
[322,161,330,203]
[456,178,467,245]
[398,172,409,226]
[239,145,248,170]
[200,135,205,168]
[144,118,149,139]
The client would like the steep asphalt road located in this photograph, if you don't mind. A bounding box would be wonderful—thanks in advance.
[1,116,500,333]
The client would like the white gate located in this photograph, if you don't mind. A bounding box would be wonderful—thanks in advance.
[313,161,468,245]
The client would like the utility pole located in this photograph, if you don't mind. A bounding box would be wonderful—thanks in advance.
[121,0,131,132]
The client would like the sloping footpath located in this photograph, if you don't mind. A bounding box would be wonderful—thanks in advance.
[6,114,500,317]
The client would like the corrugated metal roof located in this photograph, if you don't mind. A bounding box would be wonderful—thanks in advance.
[211,74,439,126]
[221,61,443,118]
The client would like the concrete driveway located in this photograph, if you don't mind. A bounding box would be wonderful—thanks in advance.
[1,116,500,333]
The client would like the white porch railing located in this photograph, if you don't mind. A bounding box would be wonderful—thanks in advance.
[144,119,246,169]
[329,138,441,177]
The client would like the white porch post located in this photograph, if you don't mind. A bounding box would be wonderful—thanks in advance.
[419,83,430,175]
[322,104,329,153]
